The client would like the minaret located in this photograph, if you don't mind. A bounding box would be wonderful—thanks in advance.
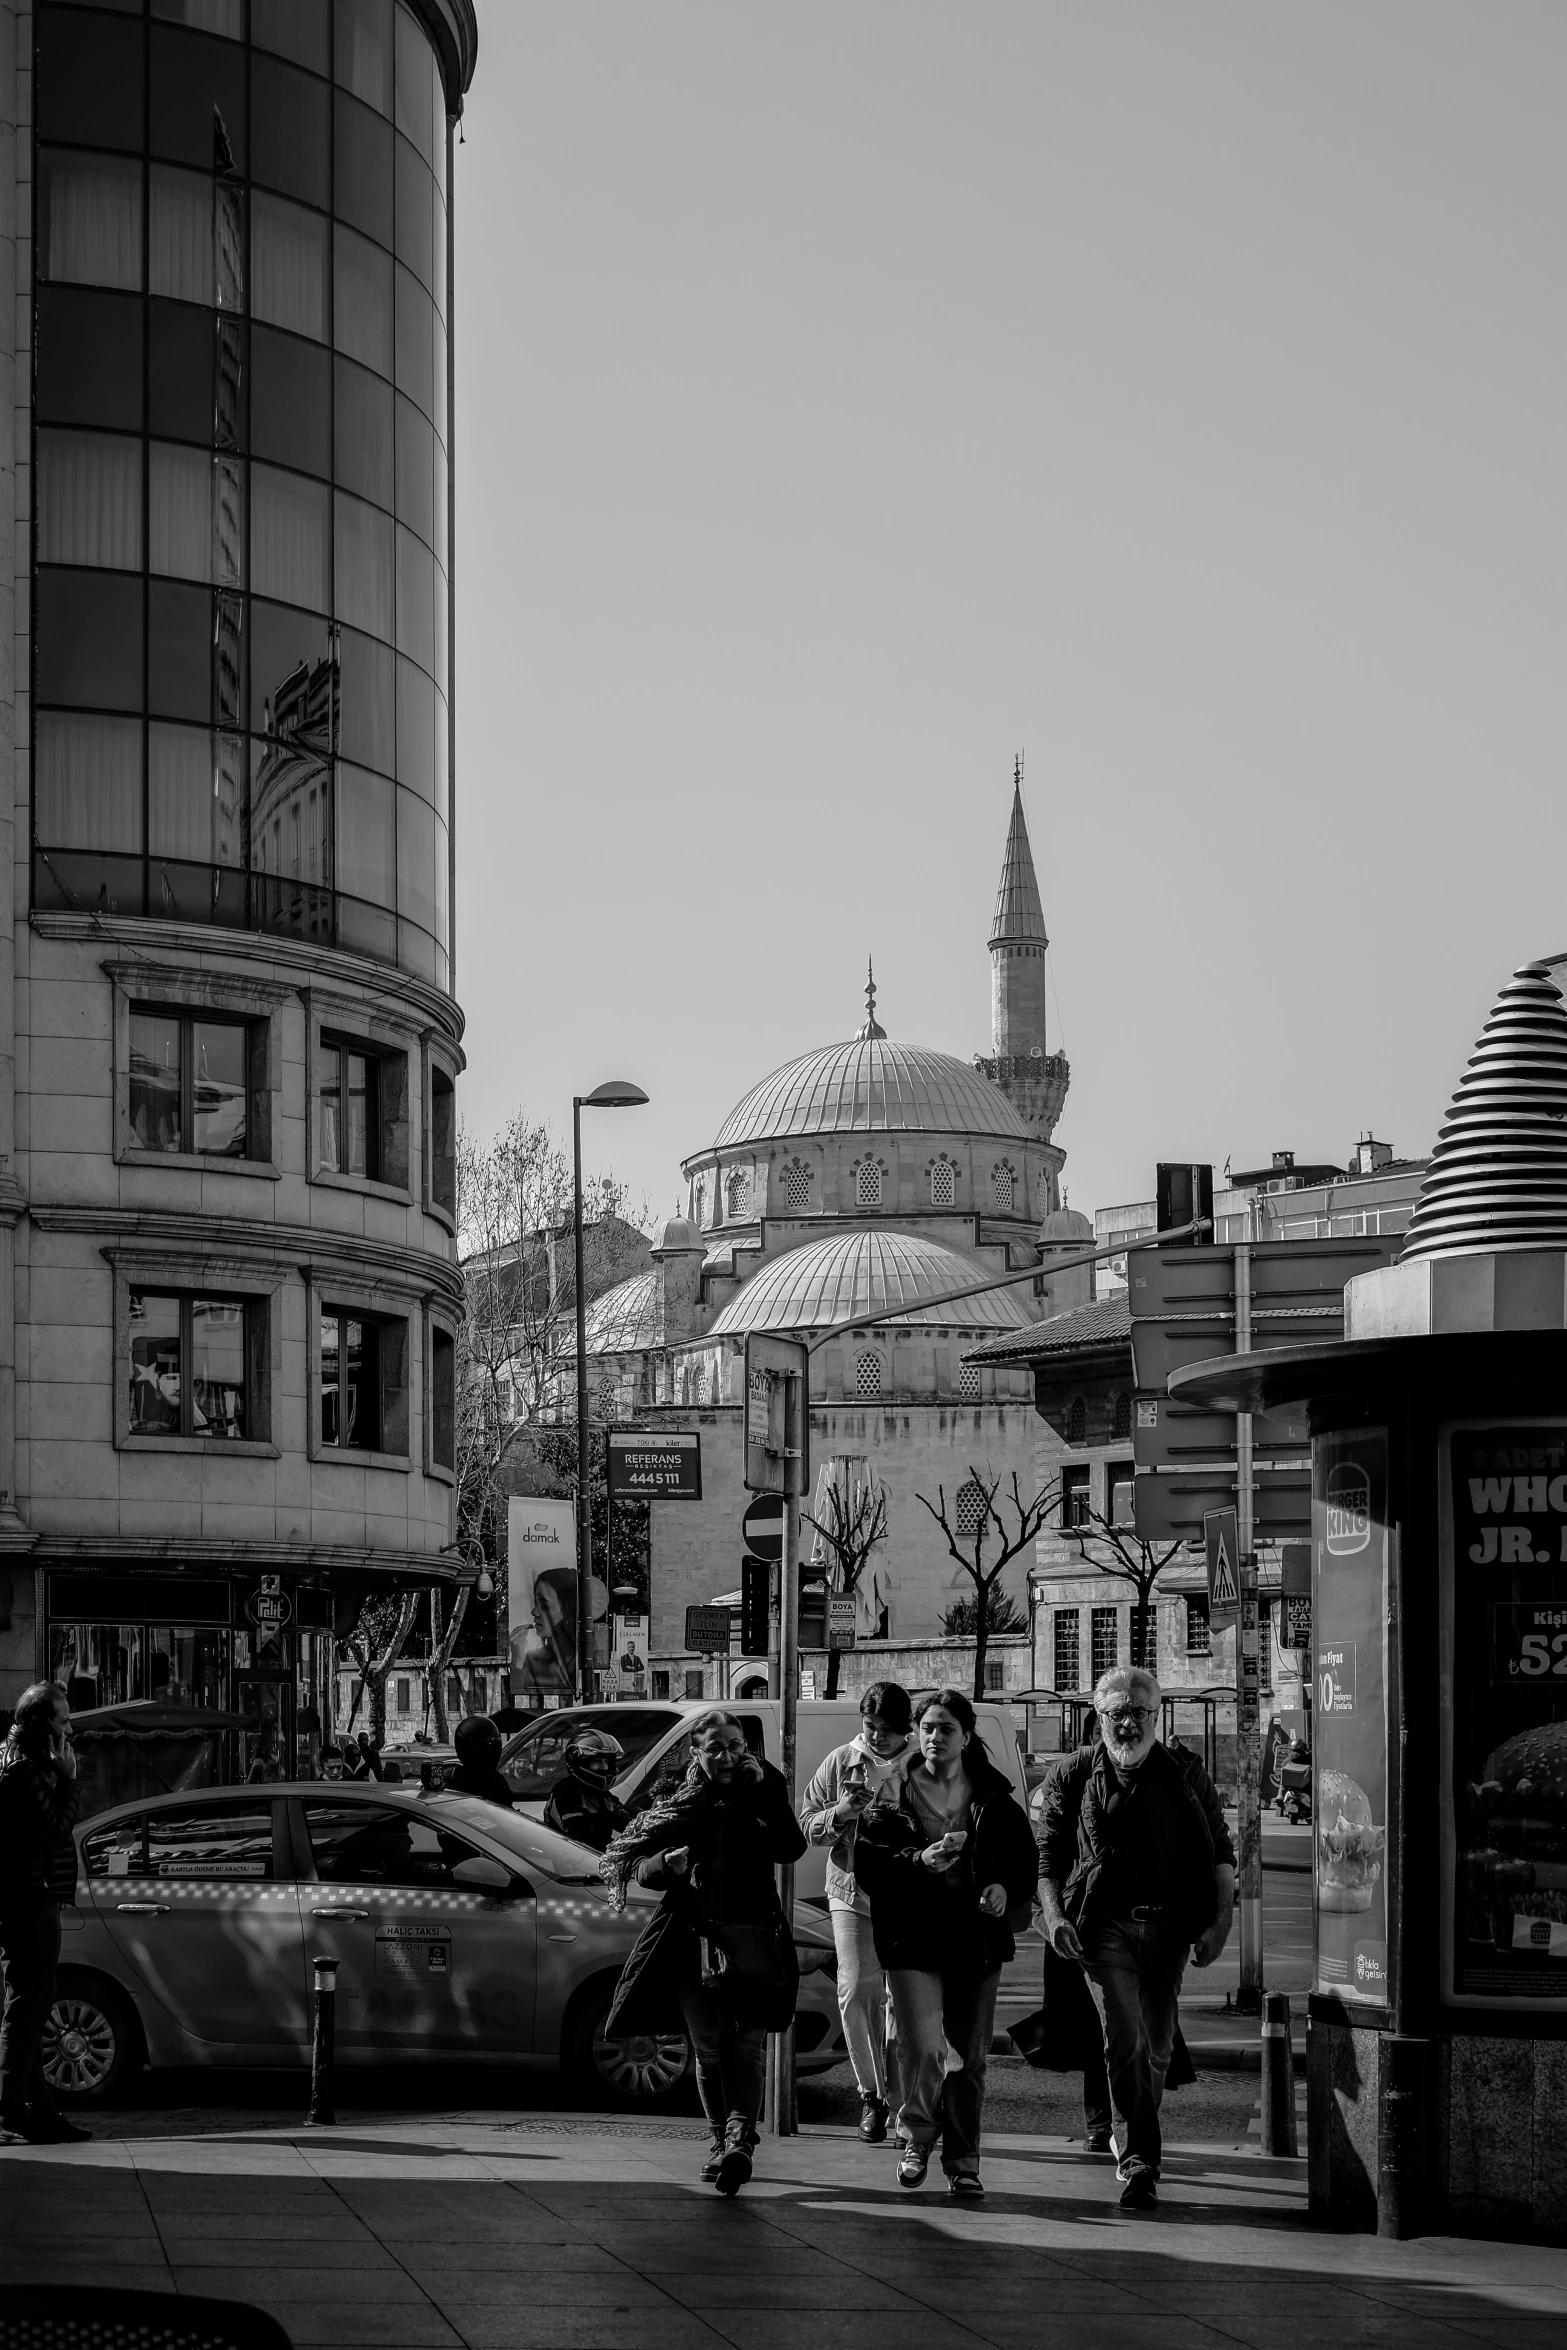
[976,757,1069,1141]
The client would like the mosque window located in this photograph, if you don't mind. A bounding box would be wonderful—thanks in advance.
[929,1160,956,1209]
[725,1169,748,1218]
[955,1478,987,1539]
[598,1378,617,1421]
[854,1350,883,1399]
[958,1361,980,1401]
[783,1161,811,1210]
[1066,1394,1087,1445]
[855,1161,884,1209]
[1112,1390,1132,1441]
[991,1162,1016,1213]
[694,1182,706,1226]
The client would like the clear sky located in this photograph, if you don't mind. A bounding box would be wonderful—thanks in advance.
[452,4,1566,1225]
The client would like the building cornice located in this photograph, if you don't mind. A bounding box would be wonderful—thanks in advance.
[409,0,479,108]
[32,914,465,1047]
[30,1205,464,1306]
[34,1535,463,1580]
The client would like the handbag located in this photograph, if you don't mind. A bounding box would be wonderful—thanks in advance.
[699,1914,794,1996]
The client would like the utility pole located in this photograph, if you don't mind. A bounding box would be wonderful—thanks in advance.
[1234,1241,1264,2013]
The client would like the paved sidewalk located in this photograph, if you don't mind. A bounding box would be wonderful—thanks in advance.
[4,2111,1563,2348]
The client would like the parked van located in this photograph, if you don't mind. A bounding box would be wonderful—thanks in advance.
[496,1696,1029,1903]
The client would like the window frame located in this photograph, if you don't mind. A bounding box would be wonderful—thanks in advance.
[1060,1463,1091,1528]
[421,1032,460,1230]
[108,961,286,1175]
[1108,1459,1136,1527]
[1052,1606,1081,1693]
[108,1248,280,1456]
[304,1268,413,1469]
[425,1305,456,1481]
[306,989,412,1200]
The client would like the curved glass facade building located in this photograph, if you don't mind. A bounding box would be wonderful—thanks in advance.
[32,0,464,989]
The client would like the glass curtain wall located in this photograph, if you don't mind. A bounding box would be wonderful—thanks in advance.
[32,0,453,990]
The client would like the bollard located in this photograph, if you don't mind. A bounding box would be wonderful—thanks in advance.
[1377,2034,1431,2240]
[1259,1991,1298,2156]
[306,1955,340,2127]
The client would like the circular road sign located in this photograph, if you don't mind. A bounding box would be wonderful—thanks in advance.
[742,1494,786,1562]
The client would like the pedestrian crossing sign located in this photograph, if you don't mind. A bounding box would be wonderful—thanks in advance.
[1205,1506,1240,1625]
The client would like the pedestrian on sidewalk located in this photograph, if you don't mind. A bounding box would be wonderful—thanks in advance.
[601,1710,805,2197]
[543,1726,628,1851]
[0,1682,89,2146]
[855,1687,1038,2202]
[799,1680,913,2147]
[1036,1664,1235,2213]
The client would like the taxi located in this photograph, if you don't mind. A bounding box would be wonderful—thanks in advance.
[44,1780,843,2109]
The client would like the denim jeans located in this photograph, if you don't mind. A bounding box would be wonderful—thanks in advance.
[677,1977,766,2139]
[830,1904,898,2108]
[0,1905,61,2124]
[1081,1915,1185,2178]
[887,1964,1000,2177]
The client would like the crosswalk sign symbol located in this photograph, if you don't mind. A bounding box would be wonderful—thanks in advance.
[1204,1506,1240,1623]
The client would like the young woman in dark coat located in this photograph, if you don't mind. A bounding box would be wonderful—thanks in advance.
[601,1710,805,2195]
[855,1686,1038,2200]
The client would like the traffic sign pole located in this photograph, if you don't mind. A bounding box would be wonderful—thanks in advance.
[769,1492,799,2137]
[1234,1242,1264,2017]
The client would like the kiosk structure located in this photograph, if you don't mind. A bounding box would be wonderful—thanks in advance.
[1173,961,1567,2241]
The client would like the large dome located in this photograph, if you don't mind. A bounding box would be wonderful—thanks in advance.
[581,1269,663,1355]
[711,1035,1029,1150]
[707,1229,1035,1337]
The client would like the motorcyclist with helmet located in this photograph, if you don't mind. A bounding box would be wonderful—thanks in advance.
[544,1726,629,1851]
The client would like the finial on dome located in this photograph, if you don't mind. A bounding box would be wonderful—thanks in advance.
[855,956,887,1042]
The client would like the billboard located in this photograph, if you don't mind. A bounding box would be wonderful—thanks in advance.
[606,1430,702,1499]
[506,1497,578,1703]
[1441,1422,1567,2010]
[1312,1427,1394,2008]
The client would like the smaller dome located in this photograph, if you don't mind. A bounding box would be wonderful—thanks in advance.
[1039,1206,1093,1247]
[707,1229,1034,1338]
[581,1269,663,1357]
[654,1214,704,1254]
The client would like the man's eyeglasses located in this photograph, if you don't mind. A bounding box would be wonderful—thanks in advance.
[1108,1705,1155,1723]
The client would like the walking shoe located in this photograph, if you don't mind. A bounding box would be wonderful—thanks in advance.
[699,2134,725,2184]
[1084,2127,1115,2155]
[714,2117,756,2198]
[897,2143,930,2189]
[858,2095,889,2145]
[1119,2170,1158,2213]
[947,2174,984,2201]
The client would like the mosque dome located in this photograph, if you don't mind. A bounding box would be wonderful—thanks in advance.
[711,1034,1029,1152]
[653,1213,704,1254]
[582,1268,664,1355]
[706,1228,1035,1338]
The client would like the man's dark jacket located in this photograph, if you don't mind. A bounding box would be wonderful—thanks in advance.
[855,1750,1039,1975]
[1035,1738,1235,1943]
[543,1777,626,1852]
[0,1746,80,1905]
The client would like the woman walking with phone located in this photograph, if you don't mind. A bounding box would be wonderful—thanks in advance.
[601,1711,805,2195]
[856,1686,1038,2198]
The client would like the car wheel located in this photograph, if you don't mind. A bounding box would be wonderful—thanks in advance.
[43,1976,143,2105]
[572,1988,694,2110]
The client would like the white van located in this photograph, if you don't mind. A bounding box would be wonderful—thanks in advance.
[497,1696,1030,1904]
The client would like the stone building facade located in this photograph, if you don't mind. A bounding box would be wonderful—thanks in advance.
[0,3,479,1779]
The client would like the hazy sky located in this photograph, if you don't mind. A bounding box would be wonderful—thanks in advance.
[452,5,1565,1226]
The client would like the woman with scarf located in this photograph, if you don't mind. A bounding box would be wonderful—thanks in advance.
[855,1686,1038,2199]
[601,1710,805,2195]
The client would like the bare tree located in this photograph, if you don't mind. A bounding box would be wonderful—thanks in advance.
[1057,1497,1185,1676]
[426,1582,472,1742]
[802,1465,889,1698]
[343,1591,420,1746]
[916,1468,1059,1700]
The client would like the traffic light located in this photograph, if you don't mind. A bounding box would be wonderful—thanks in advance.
[739,1555,770,1656]
[1156,1162,1214,1242]
[798,1570,828,1651]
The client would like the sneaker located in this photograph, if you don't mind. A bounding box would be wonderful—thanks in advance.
[1119,2170,1158,2213]
[947,2173,984,2201]
[858,2095,889,2145]
[897,2143,930,2190]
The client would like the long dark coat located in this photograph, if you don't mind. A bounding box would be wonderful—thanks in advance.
[854,1749,1039,1976]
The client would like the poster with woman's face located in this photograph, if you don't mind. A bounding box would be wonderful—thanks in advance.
[507,1499,578,1699]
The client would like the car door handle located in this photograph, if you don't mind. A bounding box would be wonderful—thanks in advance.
[311,1907,371,1920]
[116,1902,171,1915]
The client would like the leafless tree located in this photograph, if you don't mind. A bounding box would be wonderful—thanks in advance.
[802,1467,890,1698]
[426,1582,471,1742]
[1058,1497,1185,1675]
[916,1468,1059,1700]
[343,1591,420,1746]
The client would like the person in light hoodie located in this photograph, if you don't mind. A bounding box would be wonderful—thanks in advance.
[799,1681,914,2145]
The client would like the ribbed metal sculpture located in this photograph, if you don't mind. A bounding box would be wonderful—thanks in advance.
[1399,960,1567,1262]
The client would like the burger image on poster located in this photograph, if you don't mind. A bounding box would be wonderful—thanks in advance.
[1466,1721,1567,1945]
[1317,1769,1387,1912]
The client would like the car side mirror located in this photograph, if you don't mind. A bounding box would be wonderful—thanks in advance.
[451,1855,516,1894]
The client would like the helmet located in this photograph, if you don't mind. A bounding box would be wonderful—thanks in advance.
[565,1726,624,1788]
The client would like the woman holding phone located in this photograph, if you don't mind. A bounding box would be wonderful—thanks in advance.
[601,1711,806,2195]
[856,1686,1038,2197]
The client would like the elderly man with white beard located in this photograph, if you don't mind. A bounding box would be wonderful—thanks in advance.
[1035,1665,1235,2210]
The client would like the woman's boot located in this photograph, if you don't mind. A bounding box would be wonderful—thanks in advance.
[714,2114,757,2197]
[699,2128,725,2184]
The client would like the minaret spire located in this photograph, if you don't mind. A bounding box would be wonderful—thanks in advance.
[976,754,1068,1145]
[855,955,886,1042]
[990,753,1048,949]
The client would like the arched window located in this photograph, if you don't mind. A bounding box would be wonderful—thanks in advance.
[1113,1390,1132,1441]
[1067,1394,1087,1445]
[955,1478,987,1538]
[991,1163,1016,1213]
[725,1168,748,1218]
[694,1181,706,1226]
[783,1161,811,1210]
[929,1160,956,1209]
[958,1361,981,1401]
[854,1350,884,1399]
[598,1377,617,1422]
[855,1161,884,1208]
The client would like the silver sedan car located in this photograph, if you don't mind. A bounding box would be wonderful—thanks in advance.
[44,1781,844,2110]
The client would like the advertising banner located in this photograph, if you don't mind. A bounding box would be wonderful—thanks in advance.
[1441,1423,1567,2009]
[606,1431,702,1499]
[506,1497,578,1703]
[1312,1428,1393,2006]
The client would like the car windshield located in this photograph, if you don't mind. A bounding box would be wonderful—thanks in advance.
[498,1707,682,1800]
[419,1791,616,1882]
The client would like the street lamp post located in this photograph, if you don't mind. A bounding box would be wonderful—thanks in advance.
[572,1079,649,1702]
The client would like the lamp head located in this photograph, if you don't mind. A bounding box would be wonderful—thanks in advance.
[582,1081,649,1110]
